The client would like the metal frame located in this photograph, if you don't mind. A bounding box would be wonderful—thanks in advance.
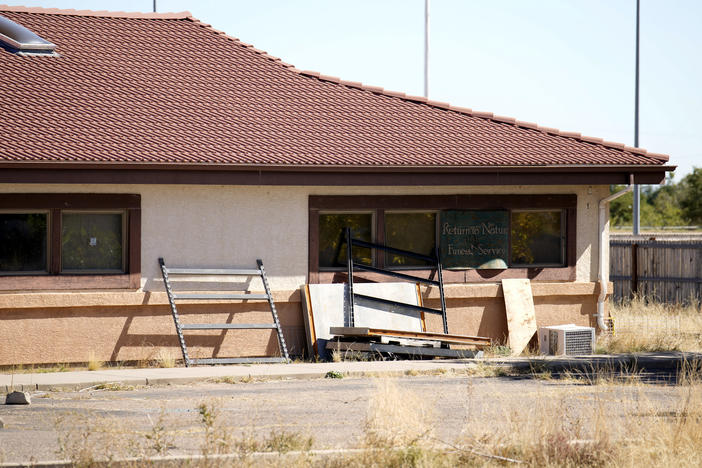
[344,227,448,334]
[159,257,289,367]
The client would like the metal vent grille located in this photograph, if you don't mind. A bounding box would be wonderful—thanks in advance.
[564,329,594,355]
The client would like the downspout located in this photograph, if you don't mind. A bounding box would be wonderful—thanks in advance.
[596,175,634,331]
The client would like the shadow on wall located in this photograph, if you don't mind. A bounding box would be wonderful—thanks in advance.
[109,304,305,362]
[0,304,305,366]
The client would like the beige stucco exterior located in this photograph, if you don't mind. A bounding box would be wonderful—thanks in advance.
[1,183,609,287]
[0,183,612,365]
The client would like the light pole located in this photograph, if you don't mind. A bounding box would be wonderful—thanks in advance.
[424,0,429,98]
[633,0,641,234]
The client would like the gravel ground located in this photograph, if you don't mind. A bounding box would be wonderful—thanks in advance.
[0,374,684,464]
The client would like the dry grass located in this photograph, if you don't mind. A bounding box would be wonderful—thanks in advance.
[86,351,103,372]
[155,348,177,368]
[459,374,702,467]
[363,379,433,448]
[598,297,702,353]
[43,364,702,467]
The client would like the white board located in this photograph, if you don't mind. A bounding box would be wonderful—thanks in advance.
[301,282,422,359]
[501,278,537,356]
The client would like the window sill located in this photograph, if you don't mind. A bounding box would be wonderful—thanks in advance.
[315,266,576,284]
[0,273,140,291]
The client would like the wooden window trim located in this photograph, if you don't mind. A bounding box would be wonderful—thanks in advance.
[0,194,141,290]
[308,194,577,284]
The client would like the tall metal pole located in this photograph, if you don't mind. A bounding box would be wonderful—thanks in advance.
[424,0,429,98]
[153,0,156,13]
[633,0,641,235]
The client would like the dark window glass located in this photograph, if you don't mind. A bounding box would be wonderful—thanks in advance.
[511,211,563,266]
[61,213,124,272]
[0,213,48,272]
[319,213,372,268]
[385,212,436,267]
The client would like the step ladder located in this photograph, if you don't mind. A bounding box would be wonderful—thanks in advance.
[159,257,289,367]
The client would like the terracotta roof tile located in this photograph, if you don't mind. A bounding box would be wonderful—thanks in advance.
[0,7,670,168]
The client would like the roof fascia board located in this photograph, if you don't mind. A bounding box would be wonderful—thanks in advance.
[0,162,676,173]
[0,168,669,186]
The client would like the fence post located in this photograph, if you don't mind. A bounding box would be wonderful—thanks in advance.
[631,243,639,299]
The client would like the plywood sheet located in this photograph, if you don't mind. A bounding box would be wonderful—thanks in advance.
[501,278,537,356]
[301,283,421,359]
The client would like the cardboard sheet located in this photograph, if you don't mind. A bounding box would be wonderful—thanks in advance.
[301,282,422,359]
[501,278,537,356]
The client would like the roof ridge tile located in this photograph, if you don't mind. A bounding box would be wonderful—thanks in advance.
[0,4,191,19]
[580,135,604,144]
[493,115,516,124]
[515,120,538,129]
[602,140,626,150]
[472,111,494,119]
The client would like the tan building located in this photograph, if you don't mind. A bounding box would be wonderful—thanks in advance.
[0,6,673,366]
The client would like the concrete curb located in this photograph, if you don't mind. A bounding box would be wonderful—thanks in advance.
[491,352,702,374]
[2,352,700,393]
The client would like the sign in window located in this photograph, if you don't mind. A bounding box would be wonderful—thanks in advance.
[439,210,509,269]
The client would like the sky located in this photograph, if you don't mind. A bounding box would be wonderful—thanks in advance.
[3,0,701,180]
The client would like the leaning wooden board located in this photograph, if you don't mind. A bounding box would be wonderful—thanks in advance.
[501,278,538,356]
[329,326,491,347]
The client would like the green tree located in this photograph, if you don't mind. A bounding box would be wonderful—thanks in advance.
[609,179,687,228]
[648,183,685,226]
[679,167,702,225]
[609,186,633,226]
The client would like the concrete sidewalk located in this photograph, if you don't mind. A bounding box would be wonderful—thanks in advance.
[2,352,700,392]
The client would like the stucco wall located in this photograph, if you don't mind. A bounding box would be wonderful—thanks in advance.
[0,283,605,366]
[1,183,609,290]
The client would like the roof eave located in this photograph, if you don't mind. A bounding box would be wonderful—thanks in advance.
[0,162,674,186]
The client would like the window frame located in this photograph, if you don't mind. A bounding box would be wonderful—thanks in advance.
[0,194,141,290]
[309,194,576,284]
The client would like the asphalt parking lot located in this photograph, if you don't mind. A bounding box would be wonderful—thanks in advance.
[0,372,685,465]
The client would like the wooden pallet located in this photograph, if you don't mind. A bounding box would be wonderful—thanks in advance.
[329,327,492,348]
[326,340,483,359]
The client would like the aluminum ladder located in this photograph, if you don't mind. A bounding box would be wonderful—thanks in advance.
[159,257,289,366]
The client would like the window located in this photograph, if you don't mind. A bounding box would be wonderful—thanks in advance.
[319,212,373,268]
[0,194,141,289]
[61,212,125,272]
[309,195,576,283]
[384,212,436,267]
[0,212,48,273]
[511,210,564,266]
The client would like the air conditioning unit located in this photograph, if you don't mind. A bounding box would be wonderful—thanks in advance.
[539,324,595,356]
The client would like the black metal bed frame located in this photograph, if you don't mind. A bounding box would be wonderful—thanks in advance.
[343,227,448,334]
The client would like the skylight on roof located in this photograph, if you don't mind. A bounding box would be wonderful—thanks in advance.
[0,15,57,55]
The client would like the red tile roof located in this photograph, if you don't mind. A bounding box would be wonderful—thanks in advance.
[0,6,669,169]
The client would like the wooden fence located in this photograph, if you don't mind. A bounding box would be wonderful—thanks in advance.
[610,239,702,304]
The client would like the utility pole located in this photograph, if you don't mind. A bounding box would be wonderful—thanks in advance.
[633,0,641,235]
[424,0,429,98]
